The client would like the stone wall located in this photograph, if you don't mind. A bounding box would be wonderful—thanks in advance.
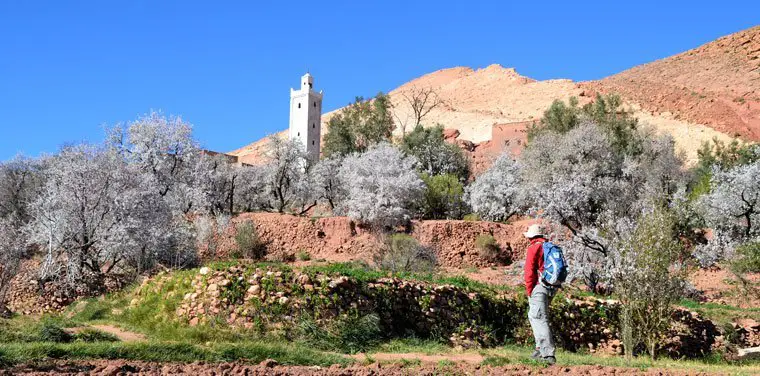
[169,263,725,358]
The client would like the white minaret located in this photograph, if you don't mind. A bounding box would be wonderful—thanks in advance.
[289,73,323,160]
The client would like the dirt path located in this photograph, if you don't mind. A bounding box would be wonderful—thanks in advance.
[353,352,485,364]
[68,325,146,342]
[3,360,727,375]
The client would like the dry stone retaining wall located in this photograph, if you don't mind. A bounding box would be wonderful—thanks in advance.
[170,264,723,358]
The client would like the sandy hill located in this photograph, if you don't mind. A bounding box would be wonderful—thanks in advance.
[230,26,760,166]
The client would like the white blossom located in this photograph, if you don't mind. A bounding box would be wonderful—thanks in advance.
[337,143,424,229]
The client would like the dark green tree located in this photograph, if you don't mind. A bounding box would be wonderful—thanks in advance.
[401,124,469,181]
[418,173,466,220]
[690,138,759,197]
[322,93,395,157]
[528,94,640,157]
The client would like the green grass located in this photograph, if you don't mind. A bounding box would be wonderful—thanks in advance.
[302,261,514,292]
[479,345,760,374]
[368,338,450,355]
[678,299,760,326]
[4,261,759,373]
[0,341,350,367]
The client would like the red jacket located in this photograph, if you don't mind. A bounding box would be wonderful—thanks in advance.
[524,237,546,296]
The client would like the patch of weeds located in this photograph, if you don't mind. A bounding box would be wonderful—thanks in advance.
[233,220,266,260]
[38,320,72,343]
[399,358,422,367]
[732,241,760,273]
[297,313,382,354]
[304,261,508,292]
[481,355,511,366]
[371,338,449,355]
[220,277,248,305]
[297,250,311,261]
[463,214,480,221]
[74,329,119,343]
[0,341,351,367]
[0,316,40,343]
[437,359,455,367]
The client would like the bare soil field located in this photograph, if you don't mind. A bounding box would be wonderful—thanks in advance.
[3,360,729,375]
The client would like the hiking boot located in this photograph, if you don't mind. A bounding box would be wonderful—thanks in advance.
[541,356,556,365]
[530,349,541,360]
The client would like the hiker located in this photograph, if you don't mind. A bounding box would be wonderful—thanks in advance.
[523,223,566,365]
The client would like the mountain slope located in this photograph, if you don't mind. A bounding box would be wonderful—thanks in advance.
[582,25,760,139]
[230,26,760,165]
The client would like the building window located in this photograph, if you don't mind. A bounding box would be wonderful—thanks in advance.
[297,132,300,137]
[298,103,301,109]
[312,140,315,145]
[313,102,316,107]
[309,83,313,89]
[312,123,315,128]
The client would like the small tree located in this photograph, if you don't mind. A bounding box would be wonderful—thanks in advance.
[615,208,685,359]
[691,139,759,198]
[0,155,44,225]
[337,143,424,230]
[0,219,24,312]
[699,160,760,241]
[195,215,231,260]
[233,220,266,260]
[401,124,469,181]
[322,93,395,157]
[418,173,466,220]
[108,112,207,215]
[25,144,196,289]
[394,86,445,135]
[528,94,640,157]
[203,154,241,216]
[465,153,522,222]
[374,234,436,273]
[310,157,345,210]
[259,136,312,214]
[233,164,269,213]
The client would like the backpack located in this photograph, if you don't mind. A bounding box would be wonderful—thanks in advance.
[541,241,567,286]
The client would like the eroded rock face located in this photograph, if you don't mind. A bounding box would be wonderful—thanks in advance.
[202,213,530,268]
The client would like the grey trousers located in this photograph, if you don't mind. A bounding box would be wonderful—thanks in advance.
[528,283,556,357]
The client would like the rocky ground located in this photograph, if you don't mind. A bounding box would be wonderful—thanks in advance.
[2,360,728,376]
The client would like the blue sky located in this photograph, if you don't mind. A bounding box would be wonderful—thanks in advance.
[1,1,757,160]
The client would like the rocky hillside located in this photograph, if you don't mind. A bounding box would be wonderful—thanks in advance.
[583,25,760,140]
[230,26,760,166]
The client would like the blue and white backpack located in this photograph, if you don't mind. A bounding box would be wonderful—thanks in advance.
[541,241,568,286]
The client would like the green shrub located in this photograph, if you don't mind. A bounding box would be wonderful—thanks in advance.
[691,139,759,198]
[37,320,72,343]
[463,213,481,221]
[297,250,311,261]
[74,329,119,343]
[298,313,382,354]
[732,241,760,274]
[374,234,436,273]
[233,220,266,260]
[615,208,685,359]
[418,173,466,220]
[475,234,505,263]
